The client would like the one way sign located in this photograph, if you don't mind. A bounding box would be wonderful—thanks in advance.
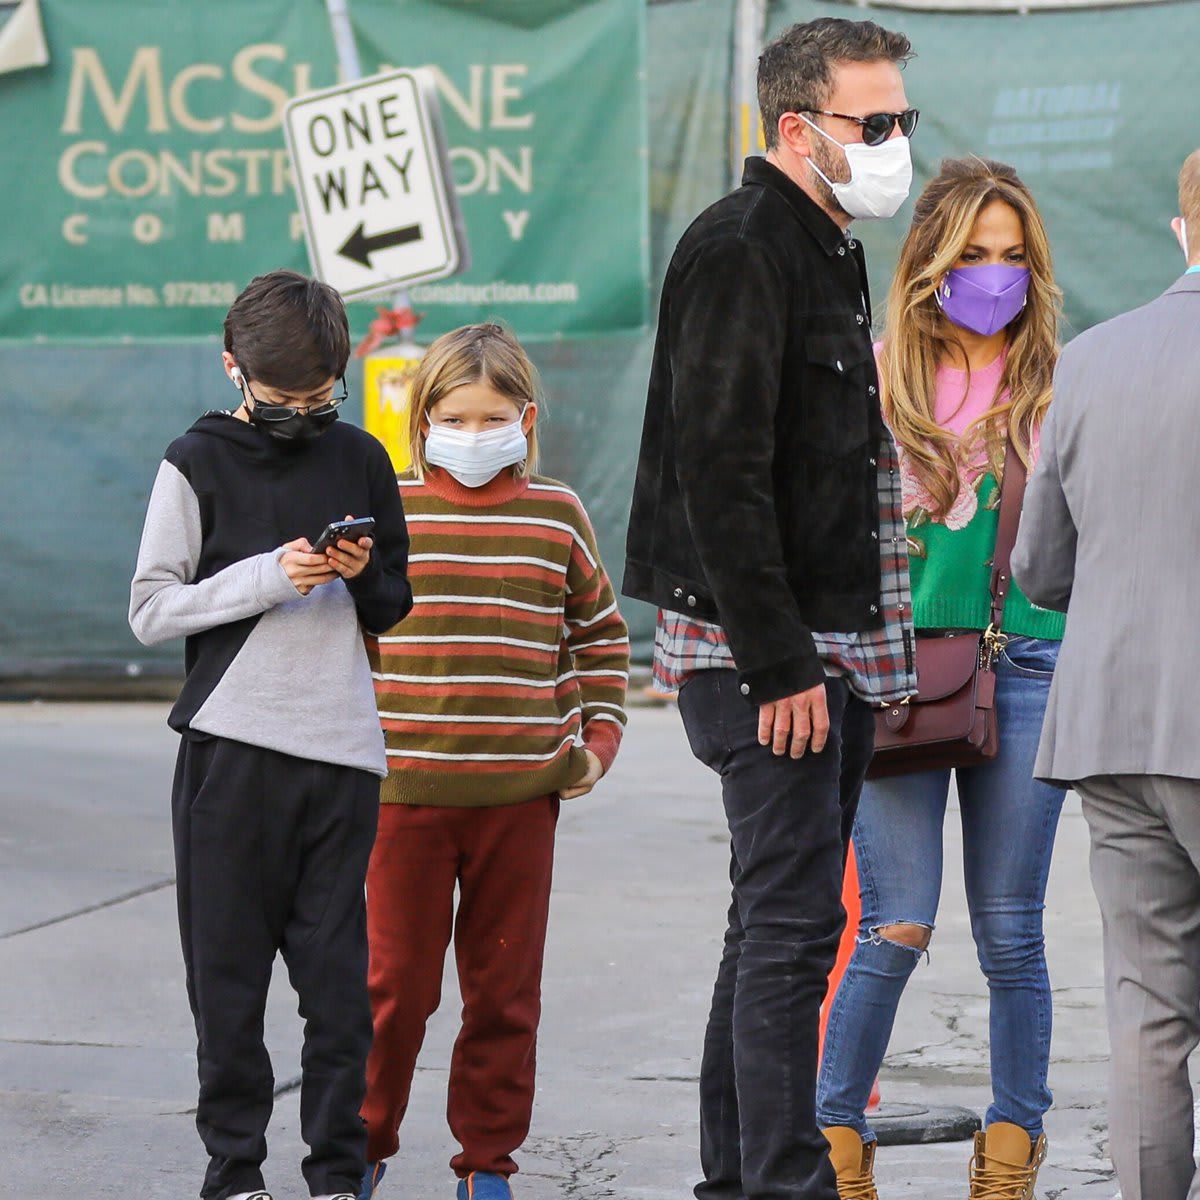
[284,68,469,301]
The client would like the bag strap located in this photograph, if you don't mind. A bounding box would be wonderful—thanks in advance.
[988,435,1028,634]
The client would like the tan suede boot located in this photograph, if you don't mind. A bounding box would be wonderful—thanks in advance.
[968,1122,1048,1199]
[823,1126,879,1200]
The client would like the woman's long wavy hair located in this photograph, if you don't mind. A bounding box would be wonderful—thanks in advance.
[880,157,1061,518]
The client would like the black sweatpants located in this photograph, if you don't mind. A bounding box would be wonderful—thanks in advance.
[172,733,380,1200]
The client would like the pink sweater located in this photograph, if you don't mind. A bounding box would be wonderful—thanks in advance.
[877,344,1039,484]
[933,350,1007,452]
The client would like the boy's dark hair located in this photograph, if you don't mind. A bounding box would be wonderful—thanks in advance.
[758,18,914,150]
[223,269,351,390]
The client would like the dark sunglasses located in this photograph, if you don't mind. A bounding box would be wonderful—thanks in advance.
[243,377,348,422]
[808,108,920,148]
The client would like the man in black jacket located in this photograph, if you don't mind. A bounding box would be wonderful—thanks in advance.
[625,19,918,1200]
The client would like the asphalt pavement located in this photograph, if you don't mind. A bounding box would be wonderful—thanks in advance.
[1,702,1124,1198]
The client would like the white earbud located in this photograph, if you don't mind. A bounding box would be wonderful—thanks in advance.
[230,367,244,388]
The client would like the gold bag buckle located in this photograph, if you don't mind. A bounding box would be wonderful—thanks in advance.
[979,624,1009,671]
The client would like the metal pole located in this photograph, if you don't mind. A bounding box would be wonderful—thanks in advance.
[731,0,768,190]
[324,0,411,317]
[325,0,363,83]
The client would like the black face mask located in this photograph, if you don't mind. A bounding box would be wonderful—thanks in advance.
[244,401,339,444]
[233,370,346,445]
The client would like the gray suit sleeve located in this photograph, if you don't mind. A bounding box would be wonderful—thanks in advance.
[1013,399,1077,613]
[129,460,301,646]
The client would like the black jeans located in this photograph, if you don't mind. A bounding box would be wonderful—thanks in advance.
[172,734,380,1200]
[678,670,876,1200]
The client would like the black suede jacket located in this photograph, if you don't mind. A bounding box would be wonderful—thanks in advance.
[624,157,884,705]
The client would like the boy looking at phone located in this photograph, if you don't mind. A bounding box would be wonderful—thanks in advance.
[129,269,412,1200]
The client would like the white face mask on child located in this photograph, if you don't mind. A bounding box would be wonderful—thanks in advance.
[425,418,529,488]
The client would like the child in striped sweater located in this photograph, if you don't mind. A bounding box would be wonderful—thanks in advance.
[360,323,629,1200]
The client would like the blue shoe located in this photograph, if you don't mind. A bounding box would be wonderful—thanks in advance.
[456,1171,513,1199]
[359,1160,387,1200]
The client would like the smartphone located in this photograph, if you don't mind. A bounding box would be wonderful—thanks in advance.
[311,517,375,555]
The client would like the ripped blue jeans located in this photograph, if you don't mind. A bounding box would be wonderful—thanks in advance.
[816,636,1067,1139]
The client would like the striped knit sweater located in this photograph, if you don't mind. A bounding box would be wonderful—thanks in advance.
[368,465,630,806]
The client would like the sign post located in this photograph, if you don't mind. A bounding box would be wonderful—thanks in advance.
[286,21,470,470]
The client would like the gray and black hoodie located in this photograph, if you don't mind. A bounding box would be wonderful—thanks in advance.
[129,412,412,778]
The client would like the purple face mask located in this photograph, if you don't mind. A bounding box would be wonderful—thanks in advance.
[936,264,1031,336]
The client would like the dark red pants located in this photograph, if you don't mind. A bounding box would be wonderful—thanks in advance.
[362,795,558,1178]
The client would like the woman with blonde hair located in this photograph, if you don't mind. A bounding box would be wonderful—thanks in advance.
[817,158,1067,1200]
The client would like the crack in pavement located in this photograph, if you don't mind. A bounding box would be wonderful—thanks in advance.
[1,877,175,940]
[0,1038,141,1049]
[171,1074,303,1116]
[524,1132,650,1198]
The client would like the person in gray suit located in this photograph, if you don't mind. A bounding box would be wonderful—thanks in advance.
[1012,148,1200,1200]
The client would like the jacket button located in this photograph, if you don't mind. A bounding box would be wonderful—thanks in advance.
[871,531,879,540]
[856,314,865,325]
[869,604,879,614]
[673,588,683,599]
[869,457,877,467]
[687,595,697,607]
[869,385,877,396]
[836,360,844,372]
[838,246,846,256]
[740,683,750,696]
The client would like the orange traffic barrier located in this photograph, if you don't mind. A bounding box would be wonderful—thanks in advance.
[821,843,881,1112]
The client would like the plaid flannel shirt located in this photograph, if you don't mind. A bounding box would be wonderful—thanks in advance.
[653,435,917,705]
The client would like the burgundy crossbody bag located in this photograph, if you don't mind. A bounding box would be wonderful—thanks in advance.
[866,438,1027,780]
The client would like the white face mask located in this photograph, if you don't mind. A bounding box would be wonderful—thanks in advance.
[800,115,913,221]
[425,417,529,488]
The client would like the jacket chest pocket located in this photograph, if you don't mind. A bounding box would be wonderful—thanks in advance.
[499,580,565,679]
[798,334,874,457]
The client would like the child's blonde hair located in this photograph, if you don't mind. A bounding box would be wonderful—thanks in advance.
[408,322,542,479]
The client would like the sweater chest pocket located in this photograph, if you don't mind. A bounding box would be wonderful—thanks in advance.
[498,580,565,679]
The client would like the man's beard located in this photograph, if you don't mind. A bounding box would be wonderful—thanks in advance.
[808,134,852,219]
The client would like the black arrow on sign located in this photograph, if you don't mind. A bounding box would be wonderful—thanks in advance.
[337,221,423,268]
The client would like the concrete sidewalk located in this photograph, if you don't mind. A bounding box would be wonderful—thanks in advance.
[1,702,1117,1199]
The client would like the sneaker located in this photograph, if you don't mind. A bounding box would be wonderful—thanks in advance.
[456,1172,514,1200]
[359,1161,388,1200]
